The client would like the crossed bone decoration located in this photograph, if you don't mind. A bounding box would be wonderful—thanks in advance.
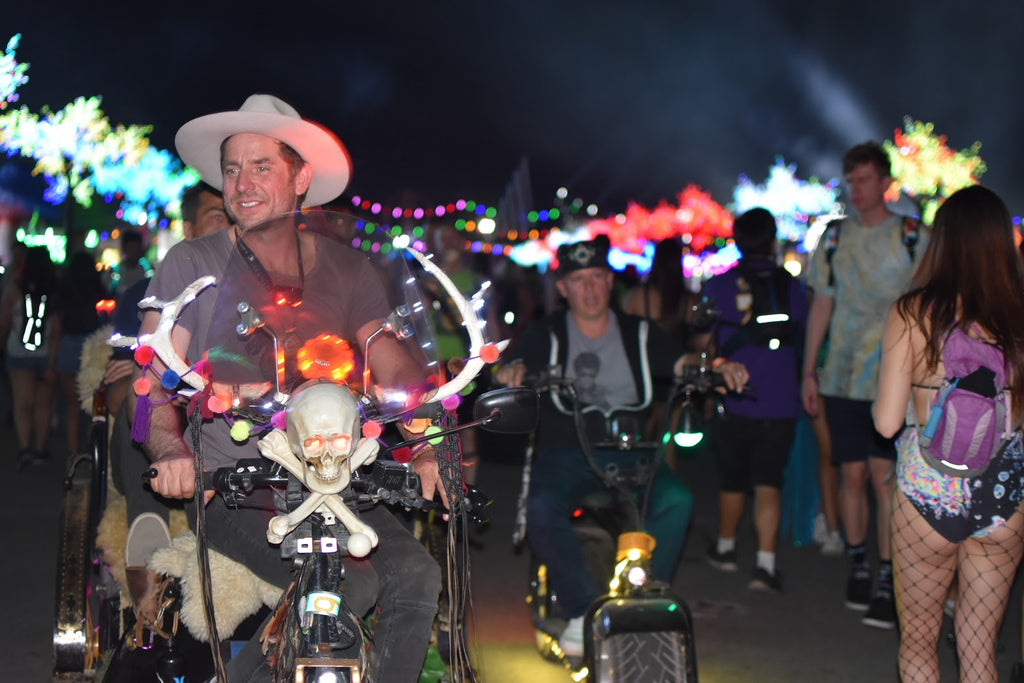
[257,383,381,556]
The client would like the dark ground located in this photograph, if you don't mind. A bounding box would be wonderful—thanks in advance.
[3,391,1024,682]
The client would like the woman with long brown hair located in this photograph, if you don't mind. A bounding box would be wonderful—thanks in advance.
[874,185,1024,682]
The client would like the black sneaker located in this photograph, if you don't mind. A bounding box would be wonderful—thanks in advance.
[845,565,872,611]
[707,544,738,572]
[749,567,782,592]
[16,449,33,470]
[862,589,897,630]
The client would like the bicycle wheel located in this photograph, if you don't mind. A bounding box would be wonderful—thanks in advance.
[54,405,120,676]
[53,467,121,675]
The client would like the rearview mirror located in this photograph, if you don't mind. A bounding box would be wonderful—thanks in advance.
[473,387,539,434]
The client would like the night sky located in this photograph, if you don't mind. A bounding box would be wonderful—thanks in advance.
[5,1,1023,216]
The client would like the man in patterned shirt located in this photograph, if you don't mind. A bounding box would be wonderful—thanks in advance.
[802,141,927,630]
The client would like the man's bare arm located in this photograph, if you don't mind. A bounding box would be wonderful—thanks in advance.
[131,309,198,499]
[801,293,834,416]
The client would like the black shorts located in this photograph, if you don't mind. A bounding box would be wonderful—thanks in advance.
[714,415,796,491]
[824,396,896,465]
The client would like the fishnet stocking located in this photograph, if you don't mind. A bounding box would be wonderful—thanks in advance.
[892,488,1024,682]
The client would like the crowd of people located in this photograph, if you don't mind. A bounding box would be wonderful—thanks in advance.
[3,92,1022,681]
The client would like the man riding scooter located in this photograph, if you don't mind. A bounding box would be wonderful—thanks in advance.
[138,94,448,682]
[495,236,748,657]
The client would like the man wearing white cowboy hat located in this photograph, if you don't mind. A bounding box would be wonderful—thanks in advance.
[137,94,444,681]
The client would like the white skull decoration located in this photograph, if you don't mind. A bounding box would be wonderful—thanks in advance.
[258,382,382,553]
[286,383,364,483]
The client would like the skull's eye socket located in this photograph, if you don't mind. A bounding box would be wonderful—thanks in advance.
[303,436,326,454]
[330,434,352,452]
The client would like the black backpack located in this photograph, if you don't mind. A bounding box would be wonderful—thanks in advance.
[718,263,798,357]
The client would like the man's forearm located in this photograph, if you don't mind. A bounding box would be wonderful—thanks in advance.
[803,294,834,377]
[126,378,188,463]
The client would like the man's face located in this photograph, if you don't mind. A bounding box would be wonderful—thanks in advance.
[221,133,312,230]
[184,190,230,240]
[844,162,890,215]
[556,267,613,320]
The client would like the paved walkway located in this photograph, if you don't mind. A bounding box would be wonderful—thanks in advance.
[4,420,1024,681]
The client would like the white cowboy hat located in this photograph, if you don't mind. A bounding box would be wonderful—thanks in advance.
[174,94,351,207]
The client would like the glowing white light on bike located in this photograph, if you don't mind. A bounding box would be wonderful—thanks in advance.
[756,313,790,324]
[504,310,515,325]
[769,338,781,350]
[627,565,647,586]
[674,432,703,448]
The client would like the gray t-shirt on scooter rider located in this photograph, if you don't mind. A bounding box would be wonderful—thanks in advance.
[566,312,638,412]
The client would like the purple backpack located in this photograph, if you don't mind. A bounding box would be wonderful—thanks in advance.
[918,326,1013,477]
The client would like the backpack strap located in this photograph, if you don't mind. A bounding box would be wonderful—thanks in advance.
[824,220,841,287]
[902,216,920,263]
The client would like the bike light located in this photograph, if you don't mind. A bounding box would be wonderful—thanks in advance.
[627,565,647,586]
[674,432,704,448]
[672,403,704,448]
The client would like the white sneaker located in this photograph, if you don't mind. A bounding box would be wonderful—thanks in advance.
[820,529,844,556]
[813,513,828,545]
[558,616,585,658]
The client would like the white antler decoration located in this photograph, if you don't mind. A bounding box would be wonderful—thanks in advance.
[108,276,216,392]
[404,249,507,403]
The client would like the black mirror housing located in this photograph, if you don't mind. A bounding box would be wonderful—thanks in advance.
[472,387,539,434]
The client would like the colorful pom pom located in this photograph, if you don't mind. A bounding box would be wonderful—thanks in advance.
[479,343,500,364]
[134,345,155,365]
[133,377,152,396]
[271,410,287,431]
[459,380,476,396]
[160,369,180,391]
[425,424,443,445]
[193,359,211,380]
[207,394,231,414]
[230,420,252,442]
[392,446,413,463]
[441,394,461,411]
[362,420,383,439]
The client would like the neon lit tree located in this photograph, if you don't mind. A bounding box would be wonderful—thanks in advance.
[586,184,733,254]
[732,157,840,242]
[0,35,197,229]
[0,34,29,109]
[883,117,986,225]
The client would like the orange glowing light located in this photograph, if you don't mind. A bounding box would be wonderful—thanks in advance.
[297,334,355,381]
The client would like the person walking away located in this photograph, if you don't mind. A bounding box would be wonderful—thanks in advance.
[802,141,927,630]
[622,237,696,466]
[874,185,1024,682]
[55,251,108,459]
[0,245,60,465]
[698,208,808,591]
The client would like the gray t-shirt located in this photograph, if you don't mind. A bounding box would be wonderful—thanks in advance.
[565,311,639,411]
[145,229,391,470]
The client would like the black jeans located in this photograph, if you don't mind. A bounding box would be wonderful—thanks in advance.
[191,496,441,682]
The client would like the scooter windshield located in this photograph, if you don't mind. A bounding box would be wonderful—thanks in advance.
[200,209,457,425]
